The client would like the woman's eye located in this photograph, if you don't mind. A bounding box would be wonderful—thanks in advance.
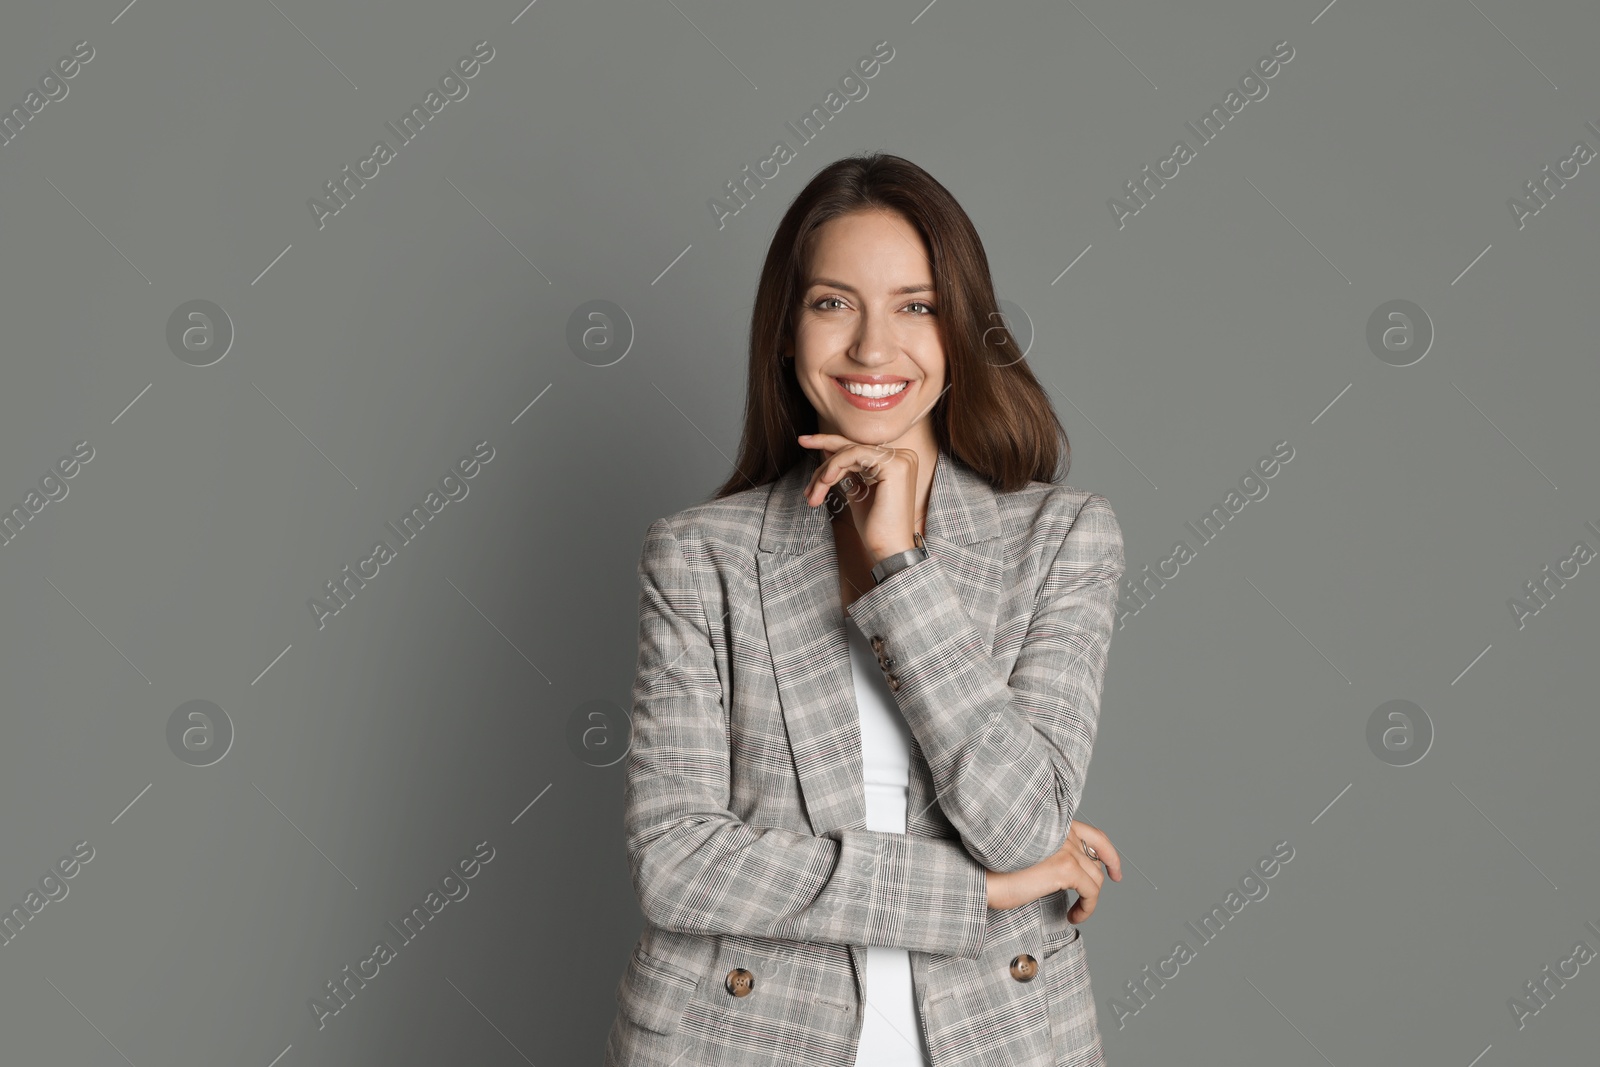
[809,296,934,313]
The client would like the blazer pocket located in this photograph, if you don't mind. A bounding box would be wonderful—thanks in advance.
[618,943,702,1035]
[1042,925,1103,1065]
[1041,918,1080,960]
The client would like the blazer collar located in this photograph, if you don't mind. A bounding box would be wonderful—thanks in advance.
[757,447,1001,554]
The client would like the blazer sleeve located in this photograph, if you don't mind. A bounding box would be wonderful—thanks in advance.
[623,517,992,959]
[844,492,1126,874]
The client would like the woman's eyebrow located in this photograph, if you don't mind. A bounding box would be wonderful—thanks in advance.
[805,277,935,295]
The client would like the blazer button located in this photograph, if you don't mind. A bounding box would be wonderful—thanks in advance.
[870,635,885,653]
[886,674,901,692]
[725,968,755,997]
[882,657,895,669]
[1010,954,1039,982]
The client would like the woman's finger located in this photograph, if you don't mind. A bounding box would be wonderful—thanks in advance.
[798,435,852,504]
[801,439,894,506]
[805,446,868,506]
[1077,847,1105,893]
[1073,822,1123,883]
[797,432,853,452]
[1064,852,1104,922]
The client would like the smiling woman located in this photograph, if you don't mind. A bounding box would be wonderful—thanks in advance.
[610,152,1127,1067]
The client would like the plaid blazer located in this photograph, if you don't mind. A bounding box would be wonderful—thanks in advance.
[606,447,1126,1067]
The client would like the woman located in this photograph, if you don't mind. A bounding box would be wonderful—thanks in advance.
[606,152,1126,1067]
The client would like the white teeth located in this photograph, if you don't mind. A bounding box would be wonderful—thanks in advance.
[840,380,908,398]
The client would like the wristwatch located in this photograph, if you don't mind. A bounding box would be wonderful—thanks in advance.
[870,532,928,585]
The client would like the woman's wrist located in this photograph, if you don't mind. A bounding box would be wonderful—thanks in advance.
[868,532,927,584]
[985,856,1064,910]
[985,868,1028,910]
[868,537,919,563]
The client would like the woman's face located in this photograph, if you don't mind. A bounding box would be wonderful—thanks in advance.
[792,208,946,446]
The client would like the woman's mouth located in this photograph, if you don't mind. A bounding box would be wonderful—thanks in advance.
[832,376,912,411]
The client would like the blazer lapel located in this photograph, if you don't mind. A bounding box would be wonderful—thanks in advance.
[755,448,1005,840]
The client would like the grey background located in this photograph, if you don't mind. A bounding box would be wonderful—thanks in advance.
[1,0,1596,1064]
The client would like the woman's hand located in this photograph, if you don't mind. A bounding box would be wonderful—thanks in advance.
[984,819,1124,922]
[797,433,921,563]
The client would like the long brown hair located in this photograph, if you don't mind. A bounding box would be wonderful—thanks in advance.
[712,151,1070,500]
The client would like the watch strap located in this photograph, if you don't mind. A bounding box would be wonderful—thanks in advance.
[870,532,928,585]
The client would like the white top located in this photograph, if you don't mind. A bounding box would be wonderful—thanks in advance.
[845,615,934,1067]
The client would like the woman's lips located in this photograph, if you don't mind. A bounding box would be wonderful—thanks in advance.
[832,376,912,411]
